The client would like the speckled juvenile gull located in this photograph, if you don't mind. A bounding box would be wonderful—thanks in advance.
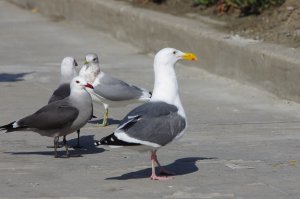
[79,53,151,126]
[96,48,197,180]
[0,76,94,157]
[48,57,82,148]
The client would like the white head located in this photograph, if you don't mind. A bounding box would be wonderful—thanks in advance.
[70,76,94,92]
[61,56,78,82]
[84,53,99,66]
[151,48,197,104]
[154,48,197,67]
[79,53,101,84]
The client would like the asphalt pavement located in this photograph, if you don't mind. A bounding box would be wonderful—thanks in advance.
[0,1,300,198]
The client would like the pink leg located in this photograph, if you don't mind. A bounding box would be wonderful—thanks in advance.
[154,154,175,175]
[151,151,175,175]
[149,151,173,180]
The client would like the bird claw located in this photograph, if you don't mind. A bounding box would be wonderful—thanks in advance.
[97,123,107,127]
[99,115,108,127]
[150,175,173,180]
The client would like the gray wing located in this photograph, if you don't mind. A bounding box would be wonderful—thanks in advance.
[94,74,145,101]
[116,102,186,146]
[48,83,70,104]
[18,100,79,130]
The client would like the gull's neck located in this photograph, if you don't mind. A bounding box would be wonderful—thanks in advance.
[79,63,100,84]
[151,63,185,117]
[69,87,90,103]
[60,67,76,84]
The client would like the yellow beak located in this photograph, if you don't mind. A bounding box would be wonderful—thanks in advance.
[182,52,197,61]
[83,59,88,65]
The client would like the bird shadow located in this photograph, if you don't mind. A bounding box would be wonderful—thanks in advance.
[63,135,107,157]
[88,118,121,126]
[105,156,217,180]
[0,72,35,82]
[4,135,106,158]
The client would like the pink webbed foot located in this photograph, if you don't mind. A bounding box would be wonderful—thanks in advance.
[150,174,173,181]
[150,150,174,180]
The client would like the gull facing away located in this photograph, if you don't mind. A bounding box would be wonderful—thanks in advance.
[96,48,197,180]
[0,76,94,158]
[48,57,78,103]
[79,53,152,127]
[48,57,82,148]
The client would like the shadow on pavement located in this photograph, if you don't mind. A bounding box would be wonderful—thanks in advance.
[106,157,217,180]
[0,72,34,82]
[88,118,121,126]
[5,135,106,158]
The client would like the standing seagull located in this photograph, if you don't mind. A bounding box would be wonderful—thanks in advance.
[79,53,152,127]
[48,57,82,148]
[96,48,197,180]
[0,76,94,158]
[48,57,77,103]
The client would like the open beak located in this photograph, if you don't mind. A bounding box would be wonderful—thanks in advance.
[181,52,197,61]
[83,59,88,65]
[74,60,78,67]
[85,83,94,89]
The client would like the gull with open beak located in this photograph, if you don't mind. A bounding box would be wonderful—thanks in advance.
[1,76,94,158]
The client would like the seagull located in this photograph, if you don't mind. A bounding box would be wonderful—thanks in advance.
[48,57,83,148]
[48,57,78,103]
[79,53,152,127]
[0,76,94,158]
[96,48,197,180]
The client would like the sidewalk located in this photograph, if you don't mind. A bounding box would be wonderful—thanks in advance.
[7,0,300,103]
[0,1,300,198]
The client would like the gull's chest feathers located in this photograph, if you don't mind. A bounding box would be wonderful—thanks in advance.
[80,65,100,83]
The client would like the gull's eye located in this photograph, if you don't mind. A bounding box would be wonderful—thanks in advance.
[76,80,80,84]
[173,51,176,55]
[93,58,97,62]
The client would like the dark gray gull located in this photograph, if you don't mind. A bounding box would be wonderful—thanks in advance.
[79,53,151,127]
[0,76,94,158]
[96,48,197,180]
[48,57,83,148]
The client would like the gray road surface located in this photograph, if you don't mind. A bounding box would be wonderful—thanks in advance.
[0,1,299,198]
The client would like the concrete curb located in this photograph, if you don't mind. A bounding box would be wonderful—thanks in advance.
[7,0,300,102]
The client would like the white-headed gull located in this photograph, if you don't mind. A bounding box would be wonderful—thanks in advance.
[96,48,197,180]
[79,53,151,126]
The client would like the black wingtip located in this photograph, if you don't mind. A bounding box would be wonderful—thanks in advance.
[0,121,15,133]
[95,133,140,146]
[94,140,101,146]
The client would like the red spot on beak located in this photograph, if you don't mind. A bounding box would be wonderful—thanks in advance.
[85,83,94,89]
